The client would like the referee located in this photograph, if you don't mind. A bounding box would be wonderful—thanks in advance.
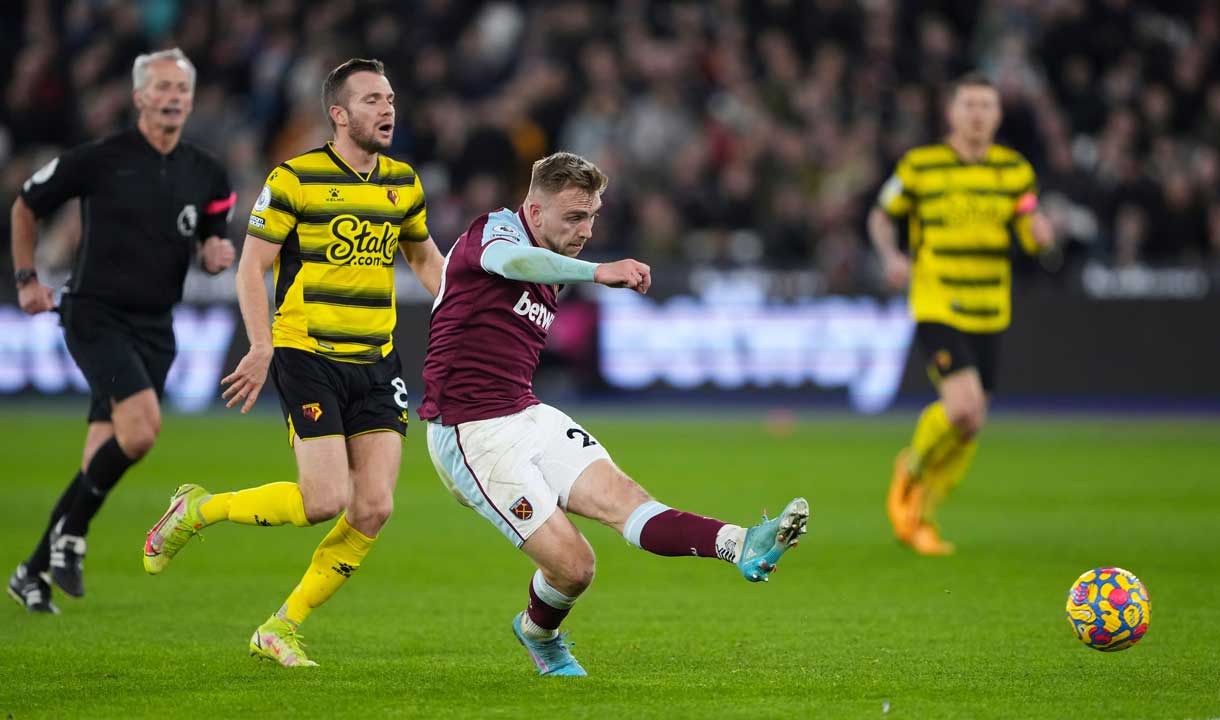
[7,48,235,613]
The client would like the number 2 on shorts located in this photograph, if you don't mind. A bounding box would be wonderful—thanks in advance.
[566,427,598,448]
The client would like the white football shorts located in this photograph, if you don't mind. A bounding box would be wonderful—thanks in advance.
[426,403,611,547]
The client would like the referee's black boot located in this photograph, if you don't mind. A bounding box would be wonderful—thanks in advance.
[49,518,87,598]
[8,563,60,614]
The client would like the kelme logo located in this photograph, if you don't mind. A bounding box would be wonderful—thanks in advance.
[326,215,399,267]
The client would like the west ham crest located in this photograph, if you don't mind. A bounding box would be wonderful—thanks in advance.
[510,496,534,520]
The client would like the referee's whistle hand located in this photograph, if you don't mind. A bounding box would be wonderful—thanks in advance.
[201,237,237,274]
[17,282,55,315]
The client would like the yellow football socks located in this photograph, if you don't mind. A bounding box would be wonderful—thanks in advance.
[907,401,963,478]
[923,439,979,520]
[280,514,375,625]
[906,401,983,524]
[199,482,310,527]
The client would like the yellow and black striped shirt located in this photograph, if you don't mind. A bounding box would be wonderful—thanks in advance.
[247,143,428,362]
[878,143,1039,333]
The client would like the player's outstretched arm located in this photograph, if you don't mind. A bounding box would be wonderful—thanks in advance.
[593,259,651,295]
[222,235,281,413]
[481,242,650,294]
[482,241,597,284]
[400,234,445,297]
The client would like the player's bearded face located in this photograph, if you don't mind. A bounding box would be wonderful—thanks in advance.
[537,188,601,257]
[340,73,396,153]
[134,59,194,131]
[347,106,393,152]
[947,86,1001,145]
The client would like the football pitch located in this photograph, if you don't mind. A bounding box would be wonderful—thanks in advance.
[1,409,1218,719]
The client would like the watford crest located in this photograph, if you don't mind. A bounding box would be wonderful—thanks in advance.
[302,402,324,422]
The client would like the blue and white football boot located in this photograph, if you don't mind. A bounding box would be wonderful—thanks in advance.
[737,497,809,582]
[511,612,587,677]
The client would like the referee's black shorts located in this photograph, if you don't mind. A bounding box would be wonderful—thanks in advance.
[59,294,176,423]
[914,322,1001,393]
[269,347,409,447]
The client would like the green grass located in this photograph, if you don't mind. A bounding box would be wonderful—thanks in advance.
[1,410,1218,719]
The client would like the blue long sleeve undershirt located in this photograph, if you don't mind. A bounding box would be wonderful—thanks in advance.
[480,240,598,284]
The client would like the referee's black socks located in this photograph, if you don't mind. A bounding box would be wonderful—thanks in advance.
[26,471,86,572]
[60,439,137,537]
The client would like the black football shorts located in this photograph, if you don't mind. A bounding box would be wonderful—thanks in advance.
[914,322,1001,393]
[60,294,176,423]
[269,346,409,446]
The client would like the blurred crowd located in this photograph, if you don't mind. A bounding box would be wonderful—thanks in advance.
[3,0,1220,295]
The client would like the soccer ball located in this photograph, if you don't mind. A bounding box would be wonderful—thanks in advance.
[1065,567,1150,651]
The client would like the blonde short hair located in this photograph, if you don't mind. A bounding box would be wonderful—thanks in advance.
[529,152,609,196]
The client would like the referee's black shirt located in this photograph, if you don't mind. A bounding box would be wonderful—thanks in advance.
[20,128,234,314]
